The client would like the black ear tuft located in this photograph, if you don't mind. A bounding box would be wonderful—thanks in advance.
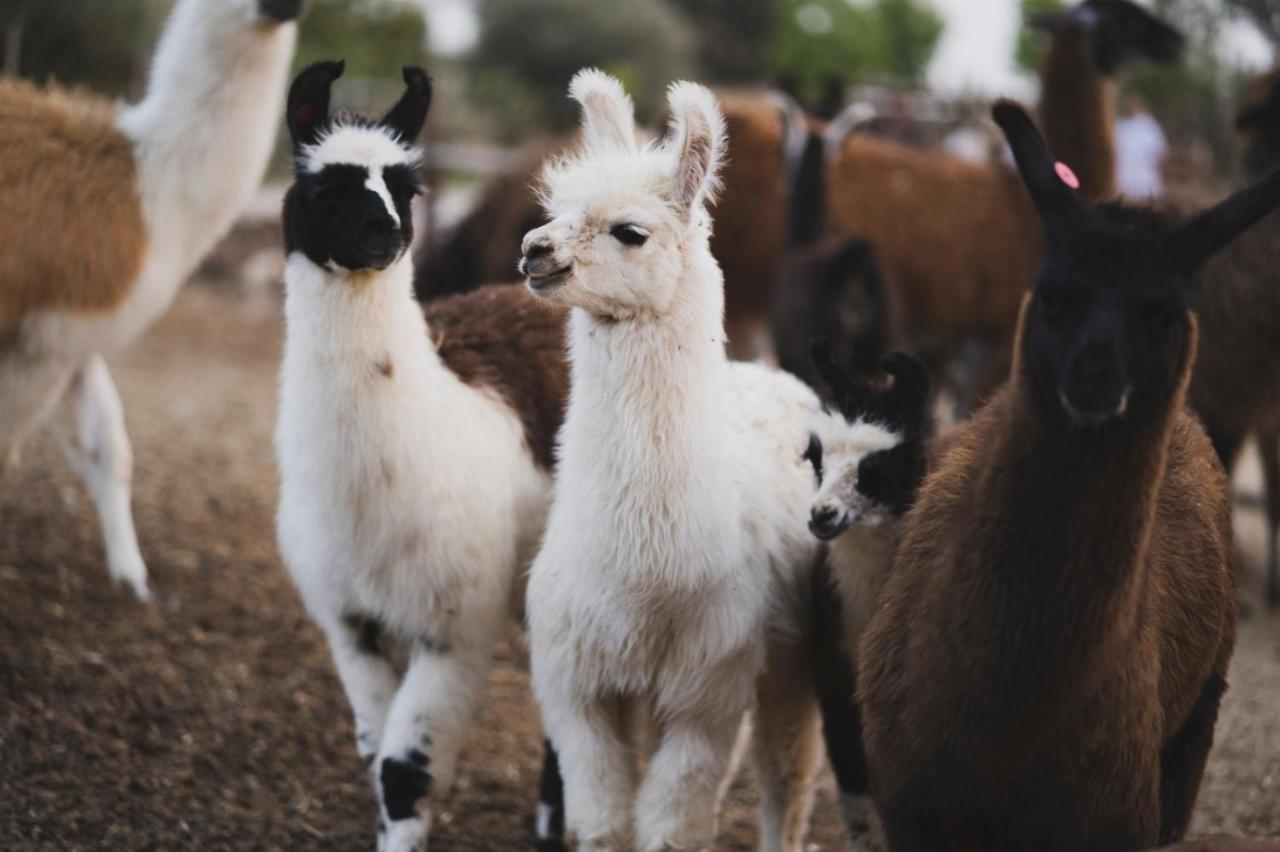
[992,99,1090,248]
[811,338,875,418]
[881,352,931,436]
[287,60,344,154]
[1167,169,1280,276]
[380,66,433,145]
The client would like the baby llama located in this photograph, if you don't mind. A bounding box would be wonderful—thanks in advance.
[274,63,569,852]
[0,0,303,598]
[523,70,825,852]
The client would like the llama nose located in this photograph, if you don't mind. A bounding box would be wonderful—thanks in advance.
[809,505,845,540]
[525,241,554,260]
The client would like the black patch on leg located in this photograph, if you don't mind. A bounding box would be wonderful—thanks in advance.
[810,558,871,798]
[535,738,567,851]
[1158,672,1228,843]
[343,613,384,656]
[381,750,433,822]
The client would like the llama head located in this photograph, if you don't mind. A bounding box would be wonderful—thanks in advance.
[1030,0,1183,74]
[805,344,931,540]
[519,69,727,319]
[282,62,431,275]
[996,99,1280,428]
[1237,69,1280,178]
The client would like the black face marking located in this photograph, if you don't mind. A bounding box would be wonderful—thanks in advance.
[283,161,418,272]
[380,750,433,822]
[609,223,649,247]
[803,433,824,485]
[343,613,384,656]
[856,442,926,515]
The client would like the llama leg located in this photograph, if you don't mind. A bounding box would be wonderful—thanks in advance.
[1259,433,1280,607]
[1158,671,1229,844]
[0,353,76,473]
[634,707,741,851]
[376,638,491,852]
[324,614,400,768]
[546,694,636,851]
[753,641,822,852]
[535,738,568,852]
[57,356,148,599]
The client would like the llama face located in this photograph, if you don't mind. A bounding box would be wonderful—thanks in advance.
[521,69,726,319]
[806,346,931,540]
[1030,0,1183,73]
[282,63,432,275]
[996,100,1280,428]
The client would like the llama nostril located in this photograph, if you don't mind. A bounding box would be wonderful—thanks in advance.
[525,241,553,260]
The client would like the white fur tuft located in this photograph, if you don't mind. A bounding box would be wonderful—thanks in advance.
[568,67,637,154]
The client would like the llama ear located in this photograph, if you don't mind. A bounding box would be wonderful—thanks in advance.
[663,81,727,214]
[992,99,1090,248]
[569,68,637,154]
[811,339,873,416]
[380,66,433,145]
[1166,169,1280,276]
[881,352,931,435]
[287,60,344,154]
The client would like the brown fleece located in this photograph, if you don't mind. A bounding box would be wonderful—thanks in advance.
[424,283,568,472]
[859,303,1236,851]
[1039,26,1117,201]
[0,78,146,328]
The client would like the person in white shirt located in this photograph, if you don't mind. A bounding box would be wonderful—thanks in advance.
[1115,95,1169,199]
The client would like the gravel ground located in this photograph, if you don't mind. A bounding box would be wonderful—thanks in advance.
[1,283,1277,850]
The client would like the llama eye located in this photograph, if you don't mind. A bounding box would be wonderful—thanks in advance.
[610,224,649,247]
[803,434,824,484]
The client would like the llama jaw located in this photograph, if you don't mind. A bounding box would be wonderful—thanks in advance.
[523,265,574,293]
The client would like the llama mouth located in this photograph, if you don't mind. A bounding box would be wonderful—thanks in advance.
[526,266,573,292]
[1060,389,1130,427]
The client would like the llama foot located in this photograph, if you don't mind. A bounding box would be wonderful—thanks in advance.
[108,547,150,601]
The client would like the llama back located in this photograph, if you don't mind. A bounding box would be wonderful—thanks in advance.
[0,78,146,327]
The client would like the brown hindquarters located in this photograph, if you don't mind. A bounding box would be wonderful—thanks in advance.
[424,283,569,472]
[0,78,146,328]
[827,135,1042,354]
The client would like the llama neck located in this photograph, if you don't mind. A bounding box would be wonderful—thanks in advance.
[282,254,444,383]
[119,0,296,264]
[1039,28,1115,201]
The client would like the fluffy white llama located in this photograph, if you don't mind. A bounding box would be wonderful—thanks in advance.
[275,63,569,852]
[522,70,825,852]
[802,343,932,844]
[0,0,302,598]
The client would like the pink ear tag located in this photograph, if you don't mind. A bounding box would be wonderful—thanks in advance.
[1055,161,1080,190]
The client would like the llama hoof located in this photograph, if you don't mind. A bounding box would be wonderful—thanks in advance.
[109,555,150,601]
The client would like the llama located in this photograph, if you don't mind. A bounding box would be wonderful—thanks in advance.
[1186,67,1280,607]
[858,101,1280,851]
[274,63,570,852]
[522,70,824,851]
[801,343,932,844]
[0,0,302,599]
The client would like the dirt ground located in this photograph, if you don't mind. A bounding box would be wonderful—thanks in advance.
[2,281,1278,850]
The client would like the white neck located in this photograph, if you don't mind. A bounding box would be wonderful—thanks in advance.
[119,0,296,268]
[557,227,734,581]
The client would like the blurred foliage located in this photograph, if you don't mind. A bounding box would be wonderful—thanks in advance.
[1015,0,1067,73]
[668,0,778,82]
[1223,0,1278,45]
[293,0,427,81]
[466,0,696,139]
[773,0,944,103]
[0,0,167,96]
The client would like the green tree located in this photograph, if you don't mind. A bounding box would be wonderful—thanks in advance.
[293,0,428,82]
[667,0,778,82]
[773,0,943,101]
[467,0,696,138]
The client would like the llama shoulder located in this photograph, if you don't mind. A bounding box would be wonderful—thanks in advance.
[0,79,146,325]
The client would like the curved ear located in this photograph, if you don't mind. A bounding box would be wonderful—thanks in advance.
[881,352,931,435]
[663,81,727,214]
[288,60,344,154]
[1166,169,1280,276]
[569,68,637,154]
[380,66,433,145]
[992,99,1089,248]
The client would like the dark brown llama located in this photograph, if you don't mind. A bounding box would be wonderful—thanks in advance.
[859,101,1280,852]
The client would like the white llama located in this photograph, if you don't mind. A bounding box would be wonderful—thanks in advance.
[274,63,570,852]
[802,343,932,844]
[0,0,302,598]
[523,70,825,852]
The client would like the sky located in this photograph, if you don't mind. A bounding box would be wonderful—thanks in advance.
[416,0,1276,95]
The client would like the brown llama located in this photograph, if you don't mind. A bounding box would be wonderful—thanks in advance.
[859,101,1280,851]
[1186,66,1280,607]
